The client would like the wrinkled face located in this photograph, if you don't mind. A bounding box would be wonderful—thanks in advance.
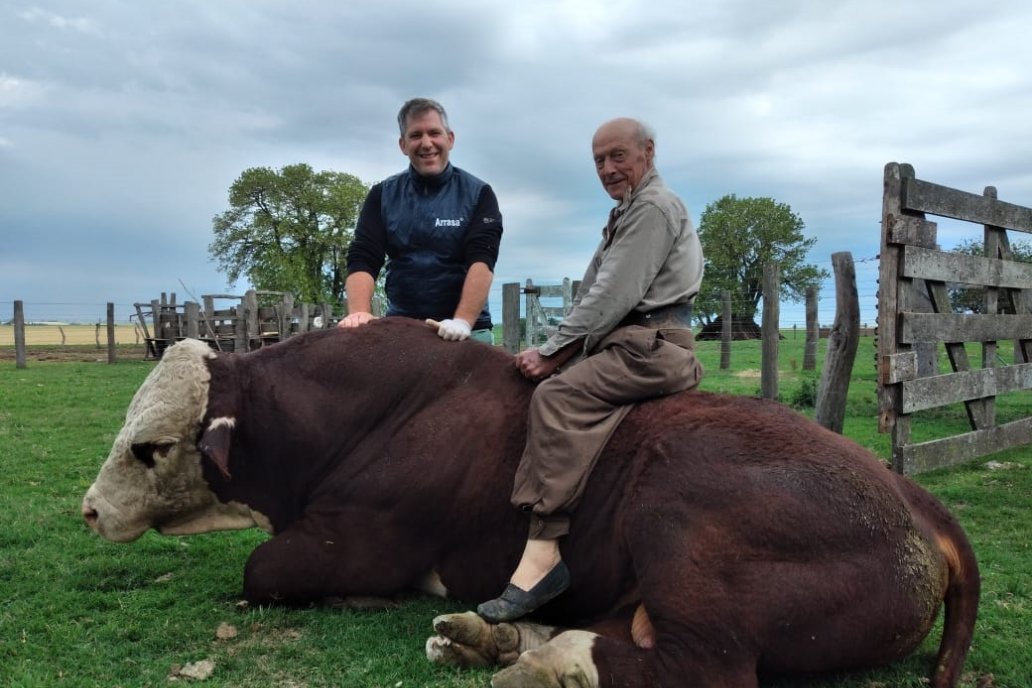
[399,108,454,177]
[81,340,261,542]
[592,119,654,201]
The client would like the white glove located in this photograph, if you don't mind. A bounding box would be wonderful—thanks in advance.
[435,318,472,341]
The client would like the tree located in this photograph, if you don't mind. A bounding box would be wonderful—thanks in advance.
[209,164,368,305]
[947,237,1032,313]
[695,195,827,338]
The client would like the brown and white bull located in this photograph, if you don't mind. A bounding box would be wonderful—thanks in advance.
[82,318,979,688]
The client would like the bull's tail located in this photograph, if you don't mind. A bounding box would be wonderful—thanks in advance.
[931,522,980,688]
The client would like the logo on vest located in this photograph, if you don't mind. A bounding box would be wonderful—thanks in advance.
[435,217,464,227]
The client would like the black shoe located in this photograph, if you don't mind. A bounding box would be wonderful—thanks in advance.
[476,560,571,623]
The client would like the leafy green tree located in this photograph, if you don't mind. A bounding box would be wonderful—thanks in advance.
[947,237,1032,313]
[695,195,828,329]
[209,163,368,304]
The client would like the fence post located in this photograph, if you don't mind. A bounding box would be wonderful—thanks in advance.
[14,300,26,369]
[245,290,259,345]
[184,301,199,339]
[720,289,732,369]
[816,253,860,433]
[234,297,248,353]
[281,293,295,339]
[803,286,817,371]
[502,282,521,353]
[761,263,780,400]
[106,303,117,364]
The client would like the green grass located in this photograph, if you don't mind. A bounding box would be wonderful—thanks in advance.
[1,337,1030,687]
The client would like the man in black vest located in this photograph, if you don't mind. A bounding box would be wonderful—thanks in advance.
[339,98,503,343]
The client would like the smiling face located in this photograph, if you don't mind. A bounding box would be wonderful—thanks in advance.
[399,108,455,177]
[592,118,654,201]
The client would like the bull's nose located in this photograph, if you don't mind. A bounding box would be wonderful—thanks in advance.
[82,500,99,528]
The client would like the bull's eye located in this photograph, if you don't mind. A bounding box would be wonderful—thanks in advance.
[130,441,176,468]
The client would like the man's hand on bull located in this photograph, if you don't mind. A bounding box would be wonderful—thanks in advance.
[338,312,377,328]
[426,318,472,341]
[515,349,561,382]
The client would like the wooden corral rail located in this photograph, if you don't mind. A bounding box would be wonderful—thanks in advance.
[500,279,580,353]
[137,290,337,357]
[878,162,1032,474]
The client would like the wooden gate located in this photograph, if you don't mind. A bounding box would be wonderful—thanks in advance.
[877,162,1032,474]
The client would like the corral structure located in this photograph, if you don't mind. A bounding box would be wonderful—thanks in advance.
[134,291,341,357]
[500,278,580,353]
[878,162,1032,474]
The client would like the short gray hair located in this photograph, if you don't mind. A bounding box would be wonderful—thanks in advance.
[397,98,450,136]
[633,119,656,148]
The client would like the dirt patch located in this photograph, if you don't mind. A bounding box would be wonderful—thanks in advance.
[0,345,151,363]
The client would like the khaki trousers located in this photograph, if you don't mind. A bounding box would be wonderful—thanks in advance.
[511,326,703,539]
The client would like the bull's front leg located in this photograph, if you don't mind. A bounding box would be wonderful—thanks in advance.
[242,519,429,604]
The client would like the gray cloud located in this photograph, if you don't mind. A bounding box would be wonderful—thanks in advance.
[2,0,1030,326]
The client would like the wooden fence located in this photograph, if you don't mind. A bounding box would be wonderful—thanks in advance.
[500,279,580,353]
[134,290,340,358]
[877,162,1032,474]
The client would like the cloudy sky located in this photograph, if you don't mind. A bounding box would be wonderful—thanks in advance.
[2,0,1030,327]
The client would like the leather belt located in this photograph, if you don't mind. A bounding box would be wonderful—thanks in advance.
[619,302,694,328]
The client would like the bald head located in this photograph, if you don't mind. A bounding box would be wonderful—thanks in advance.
[592,118,656,201]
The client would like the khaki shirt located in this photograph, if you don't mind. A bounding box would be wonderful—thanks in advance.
[540,169,703,357]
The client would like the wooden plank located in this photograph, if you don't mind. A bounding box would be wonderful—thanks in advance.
[878,163,910,433]
[901,362,1032,412]
[815,253,860,434]
[891,413,912,474]
[803,286,817,371]
[184,302,200,339]
[902,176,1032,233]
[502,282,521,353]
[106,303,116,364]
[898,417,1032,475]
[14,300,26,369]
[901,245,1032,288]
[901,312,1032,343]
[982,194,1001,427]
[886,215,938,246]
[133,303,153,340]
[720,289,732,370]
[532,285,566,298]
[761,263,780,400]
[881,352,917,384]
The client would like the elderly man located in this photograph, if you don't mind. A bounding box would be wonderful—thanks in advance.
[340,98,503,343]
[478,117,704,622]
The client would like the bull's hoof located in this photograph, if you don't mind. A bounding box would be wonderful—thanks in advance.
[432,611,492,646]
[426,612,521,668]
[426,633,493,668]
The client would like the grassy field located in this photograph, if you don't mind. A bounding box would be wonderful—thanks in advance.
[0,324,143,347]
[1,335,1029,687]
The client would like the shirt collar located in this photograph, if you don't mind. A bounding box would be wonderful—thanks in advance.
[408,162,455,192]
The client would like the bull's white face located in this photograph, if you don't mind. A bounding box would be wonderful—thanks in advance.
[82,339,266,542]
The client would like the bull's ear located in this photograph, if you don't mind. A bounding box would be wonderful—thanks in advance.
[198,419,234,480]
